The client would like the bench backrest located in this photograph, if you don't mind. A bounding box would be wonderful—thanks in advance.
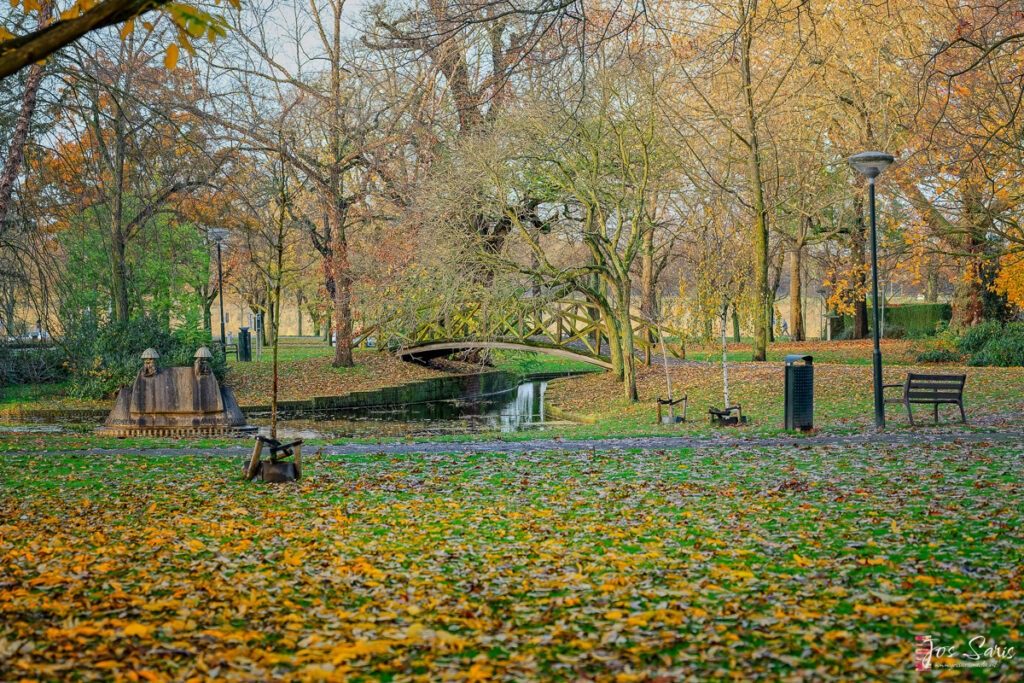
[905,373,966,401]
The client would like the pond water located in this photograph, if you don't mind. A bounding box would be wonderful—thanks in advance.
[252,379,553,440]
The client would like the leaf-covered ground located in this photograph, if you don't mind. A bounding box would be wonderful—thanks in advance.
[682,339,923,366]
[546,360,1024,437]
[2,444,1021,681]
[225,350,449,407]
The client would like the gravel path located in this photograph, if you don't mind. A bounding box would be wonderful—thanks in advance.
[9,429,1023,459]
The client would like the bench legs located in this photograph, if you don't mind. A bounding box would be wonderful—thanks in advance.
[906,401,967,426]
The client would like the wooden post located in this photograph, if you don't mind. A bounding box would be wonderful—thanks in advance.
[245,438,264,480]
[294,443,302,480]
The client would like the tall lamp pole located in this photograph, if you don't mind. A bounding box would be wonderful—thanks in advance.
[848,151,895,429]
[210,228,229,349]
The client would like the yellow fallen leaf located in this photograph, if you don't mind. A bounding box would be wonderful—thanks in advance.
[793,553,815,567]
[123,623,153,637]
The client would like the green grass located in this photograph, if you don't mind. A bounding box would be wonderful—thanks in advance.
[2,443,1021,680]
[684,349,875,364]
[226,335,337,364]
[489,349,600,376]
[0,381,81,410]
[541,357,1024,439]
[0,430,254,453]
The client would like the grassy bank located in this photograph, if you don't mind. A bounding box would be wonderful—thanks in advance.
[543,355,1024,438]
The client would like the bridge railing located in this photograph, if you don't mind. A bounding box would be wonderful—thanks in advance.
[355,298,685,363]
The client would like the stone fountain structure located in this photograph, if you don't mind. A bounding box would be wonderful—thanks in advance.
[97,347,254,437]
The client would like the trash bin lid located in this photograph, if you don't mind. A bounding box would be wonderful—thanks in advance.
[785,354,813,365]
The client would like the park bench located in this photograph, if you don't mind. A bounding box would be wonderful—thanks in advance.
[883,373,967,426]
[224,343,238,360]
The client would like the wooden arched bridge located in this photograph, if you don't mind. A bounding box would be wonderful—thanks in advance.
[354,299,685,369]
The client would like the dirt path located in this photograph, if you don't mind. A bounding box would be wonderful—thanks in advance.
[9,428,1023,459]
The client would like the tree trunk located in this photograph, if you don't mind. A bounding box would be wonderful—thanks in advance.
[952,189,995,327]
[740,21,770,362]
[952,251,985,328]
[640,224,657,365]
[614,288,638,402]
[790,243,805,341]
[604,302,624,382]
[110,236,130,323]
[851,194,868,339]
[202,295,213,332]
[926,256,940,303]
[721,303,730,408]
[324,202,354,366]
[108,61,131,324]
[767,248,784,344]
[0,2,51,226]
[587,272,603,355]
[331,264,354,366]
[270,291,282,440]
[731,307,740,343]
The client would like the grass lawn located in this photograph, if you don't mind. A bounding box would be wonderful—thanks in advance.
[1,444,1021,680]
[681,339,924,365]
[544,344,1024,438]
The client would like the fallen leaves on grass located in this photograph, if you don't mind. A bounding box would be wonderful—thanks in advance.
[1,444,1022,681]
[547,360,1024,435]
[227,350,448,406]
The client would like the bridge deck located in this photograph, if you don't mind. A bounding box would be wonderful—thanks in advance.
[395,340,613,369]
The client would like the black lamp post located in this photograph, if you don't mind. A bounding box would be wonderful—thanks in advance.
[848,151,895,429]
[210,228,229,348]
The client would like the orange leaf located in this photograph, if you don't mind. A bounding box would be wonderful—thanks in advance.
[164,43,179,71]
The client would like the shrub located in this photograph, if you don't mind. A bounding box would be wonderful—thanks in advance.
[834,324,857,341]
[916,348,963,363]
[0,343,67,387]
[835,304,953,339]
[882,303,952,338]
[63,315,225,399]
[967,322,1024,367]
[883,324,908,340]
[957,321,1003,357]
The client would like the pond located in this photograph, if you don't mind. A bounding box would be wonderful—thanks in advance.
[251,377,557,440]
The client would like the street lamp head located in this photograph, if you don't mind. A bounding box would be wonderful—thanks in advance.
[209,227,229,244]
[848,151,895,180]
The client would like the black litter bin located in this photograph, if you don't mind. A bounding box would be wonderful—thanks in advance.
[784,354,813,431]
[237,327,252,362]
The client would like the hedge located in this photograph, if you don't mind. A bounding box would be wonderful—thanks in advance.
[830,303,952,339]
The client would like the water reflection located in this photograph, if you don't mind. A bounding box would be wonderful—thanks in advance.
[253,380,549,440]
